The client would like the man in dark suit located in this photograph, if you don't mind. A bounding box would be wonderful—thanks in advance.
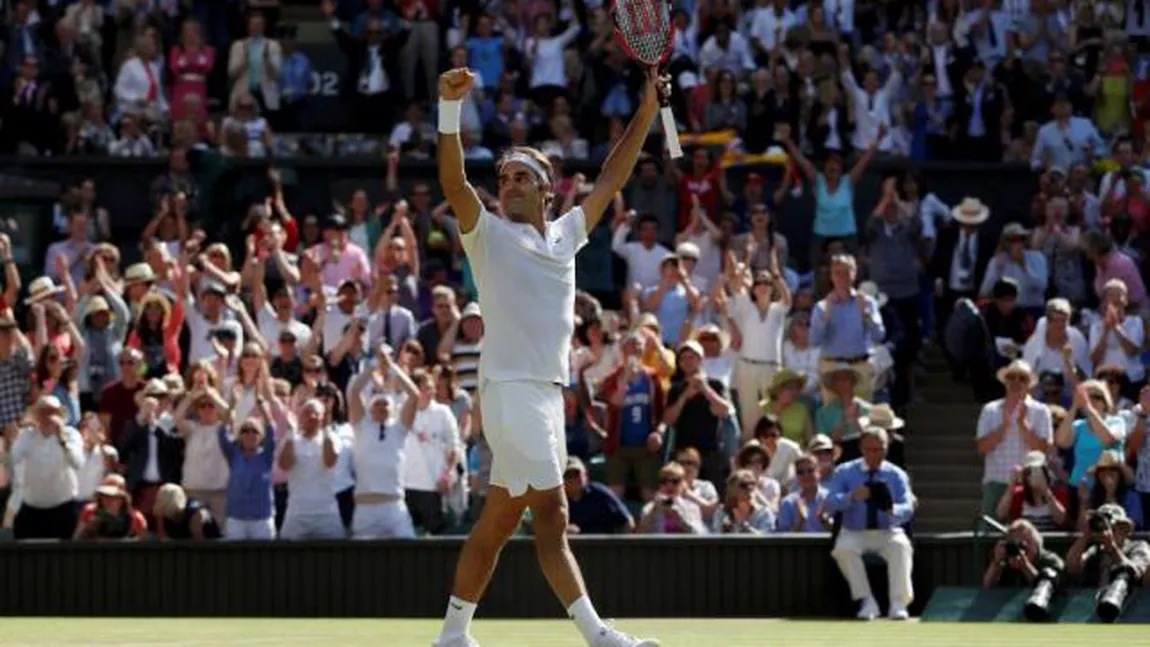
[930,197,995,344]
[323,0,408,134]
[3,1,45,77]
[117,390,184,529]
[949,60,1009,162]
[0,54,54,154]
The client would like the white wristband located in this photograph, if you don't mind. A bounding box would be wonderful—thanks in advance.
[438,100,462,134]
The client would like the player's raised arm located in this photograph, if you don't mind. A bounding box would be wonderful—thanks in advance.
[437,69,484,235]
[581,70,668,232]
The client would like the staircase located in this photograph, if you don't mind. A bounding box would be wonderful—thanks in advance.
[904,352,985,532]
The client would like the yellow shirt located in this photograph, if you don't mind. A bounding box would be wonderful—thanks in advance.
[762,400,812,444]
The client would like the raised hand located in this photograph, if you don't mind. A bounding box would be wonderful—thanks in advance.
[439,68,476,101]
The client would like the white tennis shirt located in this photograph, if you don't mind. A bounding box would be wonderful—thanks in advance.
[460,207,588,385]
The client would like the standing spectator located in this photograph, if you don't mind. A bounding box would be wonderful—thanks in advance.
[664,340,733,484]
[218,399,280,541]
[172,387,231,528]
[323,0,404,134]
[612,212,672,292]
[1083,230,1147,310]
[600,333,666,503]
[113,33,168,126]
[169,18,214,127]
[275,23,312,132]
[725,266,790,437]
[523,12,580,108]
[838,44,902,152]
[1031,93,1106,171]
[397,0,441,102]
[977,360,1054,517]
[698,21,755,78]
[10,395,84,540]
[73,474,147,541]
[278,398,344,540]
[641,255,700,348]
[1089,279,1145,399]
[760,370,813,447]
[97,349,145,445]
[153,482,222,540]
[1057,381,1128,494]
[826,428,916,621]
[564,457,634,535]
[931,198,994,335]
[777,454,831,532]
[403,369,462,535]
[227,11,282,117]
[636,462,707,534]
[117,387,183,529]
[979,223,1050,315]
[950,60,1009,162]
[1022,298,1091,381]
[811,254,885,402]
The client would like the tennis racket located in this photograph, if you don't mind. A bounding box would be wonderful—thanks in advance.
[611,0,682,159]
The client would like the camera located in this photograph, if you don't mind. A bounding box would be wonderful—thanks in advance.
[1089,510,1112,534]
[1004,538,1026,558]
[1096,564,1137,623]
[1024,566,1060,622]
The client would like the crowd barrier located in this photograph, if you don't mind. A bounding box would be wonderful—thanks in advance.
[0,533,1091,618]
[0,156,1036,277]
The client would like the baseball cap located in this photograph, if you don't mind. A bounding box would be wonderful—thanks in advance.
[564,457,587,475]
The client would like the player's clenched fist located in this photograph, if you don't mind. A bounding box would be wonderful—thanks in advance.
[439,69,476,101]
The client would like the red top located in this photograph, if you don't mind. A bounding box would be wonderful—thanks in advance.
[678,168,720,229]
[78,502,148,538]
[1007,483,1072,530]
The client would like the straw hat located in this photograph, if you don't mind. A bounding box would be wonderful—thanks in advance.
[83,296,111,319]
[1094,503,1136,533]
[951,197,990,226]
[123,262,155,286]
[764,368,807,400]
[996,359,1038,388]
[1088,450,1135,487]
[635,312,661,333]
[1000,222,1030,240]
[1023,450,1048,470]
[133,379,170,406]
[94,474,130,501]
[692,323,729,350]
[860,403,905,431]
[24,276,63,305]
[677,339,705,360]
[821,362,863,390]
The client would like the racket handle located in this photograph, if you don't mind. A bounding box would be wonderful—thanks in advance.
[660,106,683,159]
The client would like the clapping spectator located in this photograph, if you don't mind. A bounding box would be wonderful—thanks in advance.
[108,113,156,157]
[172,386,231,529]
[612,212,672,292]
[1057,381,1127,498]
[977,360,1054,517]
[725,264,790,436]
[73,474,146,540]
[169,18,214,128]
[664,340,732,483]
[711,469,774,534]
[734,440,782,512]
[816,363,871,462]
[1022,298,1091,383]
[9,395,84,539]
[153,482,222,540]
[979,223,1049,315]
[113,32,168,127]
[777,453,831,532]
[1088,280,1144,399]
[1031,93,1106,171]
[227,11,282,117]
[117,386,182,530]
[278,398,344,540]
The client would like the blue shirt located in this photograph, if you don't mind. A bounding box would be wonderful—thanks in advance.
[218,426,276,521]
[813,174,856,237]
[810,292,886,359]
[569,482,633,534]
[646,284,690,346]
[777,486,831,533]
[467,36,505,90]
[1030,118,1107,171]
[825,459,915,531]
[1069,416,1126,486]
[619,374,654,447]
[280,51,312,103]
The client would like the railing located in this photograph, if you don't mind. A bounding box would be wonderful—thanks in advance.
[0,532,1097,618]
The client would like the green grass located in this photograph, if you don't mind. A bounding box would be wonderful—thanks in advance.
[0,619,1146,646]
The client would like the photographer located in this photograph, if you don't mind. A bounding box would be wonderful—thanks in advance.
[1066,504,1150,621]
[982,519,1064,589]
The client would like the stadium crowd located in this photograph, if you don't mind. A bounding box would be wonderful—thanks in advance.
[3,0,1150,623]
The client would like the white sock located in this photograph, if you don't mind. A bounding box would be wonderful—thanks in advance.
[439,596,477,640]
[568,595,606,643]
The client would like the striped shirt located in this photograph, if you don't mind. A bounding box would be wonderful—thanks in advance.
[976,397,1053,484]
[451,341,481,394]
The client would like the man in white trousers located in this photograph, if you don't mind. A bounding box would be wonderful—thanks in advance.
[347,348,419,539]
[825,427,917,621]
[433,65,666,647]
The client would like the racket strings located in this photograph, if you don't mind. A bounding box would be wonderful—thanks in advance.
[615,0,672,65]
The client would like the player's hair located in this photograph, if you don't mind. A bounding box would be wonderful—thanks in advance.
[496,146,554,189]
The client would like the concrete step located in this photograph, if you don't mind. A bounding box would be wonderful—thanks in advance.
[914,481,983,501]
[913,498,982,530]
[906,464,983,483]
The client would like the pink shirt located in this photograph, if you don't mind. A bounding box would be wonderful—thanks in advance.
[1095,251,1146,306]
[312,242,371,291]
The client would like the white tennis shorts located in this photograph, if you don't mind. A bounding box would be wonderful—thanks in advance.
[480,379,566,498]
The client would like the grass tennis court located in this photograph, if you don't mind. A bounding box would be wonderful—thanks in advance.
[0,618,1145,646]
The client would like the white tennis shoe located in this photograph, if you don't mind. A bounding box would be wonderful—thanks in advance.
[591,623,660,647]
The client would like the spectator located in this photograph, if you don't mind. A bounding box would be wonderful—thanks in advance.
[172,386,231,528]
[675,446,719,521]
[816,363,872,463]
[278,398,343,540]
[1031,195,1089,308]
[397,0,441,102]
[808,435,840,482]
[402,369,461,535]
[564,457,634,535]
[1080,450,1144,531]
[931,197,994,334]
[994,450,1070,531]
[1022,298,1091,382]
[1066,503,1150,589]
[1031,93,1106,171]
[117,384,182,526]
[1057,381,1128,496]
[725,266,790,436]
[73,474,147,541]
[9,395,84,540]
[734,440,782,512]
[601,333,665,503]
[522,13,580,108]
[324,0,404,134]
[827,427,916,621]
[1088,279,1145,399]
[113,32,168,127]
[612,212,672,292]
[782,312,820,399]
[153,482,222,540]
[220,93,273,158]
[664,340,733,484]
[169,18,214,128]
[977,359,1054,517]
[777,453,830,533]
[711,469,774,534]
[1083,230,1146,309]
[982,519,1065,589]
[636,462,707,535]
[218,401,279,541]
[811,254,885,402]
[760,369,812,447]
[838,44,902,152]
[227,11,282,117]
[980,224,1050,316]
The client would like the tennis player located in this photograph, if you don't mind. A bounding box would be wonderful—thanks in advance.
[432,67,665,647]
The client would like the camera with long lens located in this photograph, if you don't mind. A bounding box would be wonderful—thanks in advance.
[1024,566,1060,622]
[1096,563,1137,623]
